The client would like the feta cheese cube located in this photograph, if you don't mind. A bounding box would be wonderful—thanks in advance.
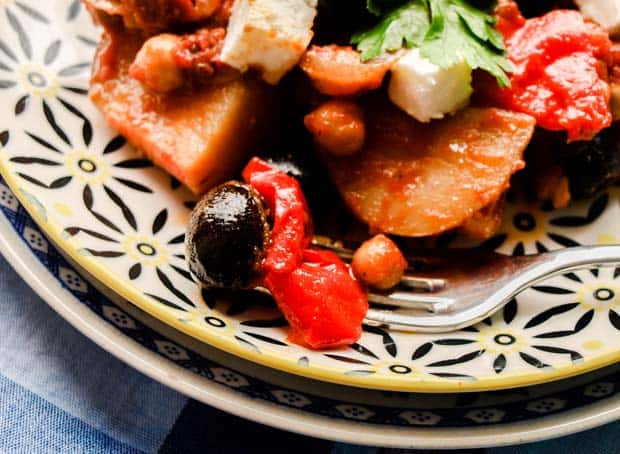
[388,49,473,123]
[576,0,620,37]
[220,0,318,85]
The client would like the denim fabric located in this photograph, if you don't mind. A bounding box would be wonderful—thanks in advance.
[0,254,187,452]
[490,422,620,454]
[0,374,143,454]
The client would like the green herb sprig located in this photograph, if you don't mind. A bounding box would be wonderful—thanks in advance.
[351,0,512,87]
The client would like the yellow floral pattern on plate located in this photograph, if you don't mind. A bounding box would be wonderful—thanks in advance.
[0,0,619,392]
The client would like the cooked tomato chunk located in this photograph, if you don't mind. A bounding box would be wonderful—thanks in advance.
[173,27,226,79]
[486,7,612,142]
[83,0,225,33]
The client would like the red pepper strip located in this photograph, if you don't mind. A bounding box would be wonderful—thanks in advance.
[264,249,368,349]
[244,157,367,348]
[242,157,312,273]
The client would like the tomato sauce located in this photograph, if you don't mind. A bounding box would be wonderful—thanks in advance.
[174,27,226,78]
[487,8,612,141]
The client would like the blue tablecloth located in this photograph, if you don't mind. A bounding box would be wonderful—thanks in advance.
[1,252,618,454]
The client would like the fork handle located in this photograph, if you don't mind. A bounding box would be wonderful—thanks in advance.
[543,244,620,273]
[365,245,620,333]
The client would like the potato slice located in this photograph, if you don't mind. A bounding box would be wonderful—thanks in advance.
[324,105,535,237]
[459,197,506,240]
[90,35,271,194]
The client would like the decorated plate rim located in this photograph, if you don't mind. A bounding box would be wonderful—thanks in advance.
[3,176,620,449]
[2,161,620,392]
[0,0,619,392]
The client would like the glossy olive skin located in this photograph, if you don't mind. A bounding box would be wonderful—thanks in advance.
[557,124,620,200]
[261,148,339,214]
[186,182,270,289]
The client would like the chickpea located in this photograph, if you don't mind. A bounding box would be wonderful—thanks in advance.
[304,99,366,156]
[193,0,222,18]
[130,34,184,93]
[299,45,391,97]
[352,234,408,290]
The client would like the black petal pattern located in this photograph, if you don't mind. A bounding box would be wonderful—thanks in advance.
[2,0,618,389]
[241,317,288,328]
[244,332,287,346]
[363,325,397,357]
[427,350,485,367]
[6,8,32,58]
[493,354,507,374]
[411,342,433,361]
[0,130,9,146]
[524,303,580,329]
[550,194,608,227]
[5,168,620,423]
[14,2,48,23]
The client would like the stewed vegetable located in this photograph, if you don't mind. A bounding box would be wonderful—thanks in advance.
[352,234,408,290]
[186,181,270,289]
[323,105,536,237]
[186,158,368,348]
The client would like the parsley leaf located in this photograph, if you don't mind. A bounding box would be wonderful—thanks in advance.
[352,0,512,86]
[423,0,511,86]
[366,0,408,15]
[351,1,430,61]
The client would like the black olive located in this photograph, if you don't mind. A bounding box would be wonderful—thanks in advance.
[259,146,338,212]
[314,0,376,46]
[556,124,620,200]
[263,151,320,196]
[186,182,270,289]
[515,1,574,18]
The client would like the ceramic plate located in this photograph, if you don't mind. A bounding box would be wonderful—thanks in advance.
[1,0,620,392]
[3,174,620,449]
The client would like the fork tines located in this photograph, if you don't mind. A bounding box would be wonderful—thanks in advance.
[311,235,450,313]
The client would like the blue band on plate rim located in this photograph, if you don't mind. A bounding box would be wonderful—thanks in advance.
[1,174,619,428]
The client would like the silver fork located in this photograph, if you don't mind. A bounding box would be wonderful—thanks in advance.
[312,236,620,333]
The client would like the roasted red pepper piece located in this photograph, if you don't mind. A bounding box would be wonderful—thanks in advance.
[264,249,368,349]
[484,7,612,142]
[242,158,312,273]
[243,157,367,348]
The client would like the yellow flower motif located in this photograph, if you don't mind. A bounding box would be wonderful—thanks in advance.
[64,150,111,185]
[53,203,73,217]
[176,308,238,335]
[121,234,170,267]
[369,359,419,376]
[500,202,548,245]
[576,281,620,312]
[583,340,604,351]
[17,63,60,98]
[477,326,526,355]
[208,316,238,337]
[598,233,618,245]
